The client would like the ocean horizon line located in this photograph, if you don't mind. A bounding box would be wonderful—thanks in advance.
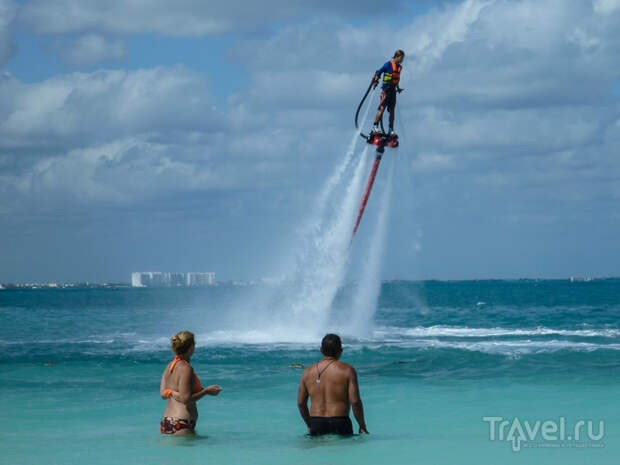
[1,276,619,289]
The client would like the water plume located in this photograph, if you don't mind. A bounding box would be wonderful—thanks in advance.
[347,154,395,337]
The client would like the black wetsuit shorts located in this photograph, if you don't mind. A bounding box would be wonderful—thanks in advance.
[309,416,354,436]
[379,86,397,111]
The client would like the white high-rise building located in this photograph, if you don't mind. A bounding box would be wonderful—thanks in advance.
[186,272,216,286]
[131,272,216,287]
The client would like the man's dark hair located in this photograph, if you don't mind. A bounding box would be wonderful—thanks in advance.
[321,333,342,357]
[393,49,405,58]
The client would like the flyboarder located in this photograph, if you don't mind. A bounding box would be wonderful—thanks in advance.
[350,51,405,241]
[371,50,405,136]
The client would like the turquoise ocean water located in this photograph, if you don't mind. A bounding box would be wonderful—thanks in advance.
[1,280,619,464]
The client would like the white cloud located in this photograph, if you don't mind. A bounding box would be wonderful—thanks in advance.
[568,27,601,50]
[240,0,492,75]
[593,0,620,14]
[405,106,603,154]
[2,0,620,250]
[18,0,237,36]
[2,0,620,281]
[411,152,458,173]
[17,0,398,37]
[234,1,496,112]
[239,0,620,113]
[0,65,219,149]
[10,137,232,205]
[0,64,336,209]
[398,0,492,74]
[61,34,127,68]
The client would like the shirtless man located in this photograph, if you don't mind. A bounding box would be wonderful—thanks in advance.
[297,334,368,435]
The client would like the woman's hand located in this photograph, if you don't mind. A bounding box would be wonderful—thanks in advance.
[205,385,223,396]
[162,388,178,400]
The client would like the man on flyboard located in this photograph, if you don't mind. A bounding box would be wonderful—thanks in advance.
[371,49,404,136]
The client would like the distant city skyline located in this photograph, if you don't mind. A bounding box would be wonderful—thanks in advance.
[2,275,619,290]
[131,271,216,287]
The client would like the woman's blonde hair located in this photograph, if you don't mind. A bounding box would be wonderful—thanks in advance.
[170,330,195,355]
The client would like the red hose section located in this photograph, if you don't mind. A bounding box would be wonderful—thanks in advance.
[351,155,382,240]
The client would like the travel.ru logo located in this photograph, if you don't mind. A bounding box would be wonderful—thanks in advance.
[482,416,605,452]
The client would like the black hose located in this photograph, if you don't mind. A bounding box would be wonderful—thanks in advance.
[354,79,375,130]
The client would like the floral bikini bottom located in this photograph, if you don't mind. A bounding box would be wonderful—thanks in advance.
[160,416,196,434]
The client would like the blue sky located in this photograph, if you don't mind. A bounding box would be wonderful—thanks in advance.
[1,0,619,282]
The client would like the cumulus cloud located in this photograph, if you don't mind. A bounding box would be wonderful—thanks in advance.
[61,34,127,68]
[593,0,620,14]
[235,0,620,254]
[8,137,226,205]
[4,0,620,208]
[0,0,17,66]
[0,63,332,215]
[398,0,492,74]
[2,0,620,280]
[232,0,620,183]
[0,65,220,151]
[240,1,493,79]
[241,0,620,108]
[17,0,406,36]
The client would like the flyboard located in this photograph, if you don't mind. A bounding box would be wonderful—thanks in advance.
[352,79,400,240]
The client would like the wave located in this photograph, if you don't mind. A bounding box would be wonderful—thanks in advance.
[2,324,619,356]
[360,338,620,355]
[0,338,117,345]
[374,325,620,339]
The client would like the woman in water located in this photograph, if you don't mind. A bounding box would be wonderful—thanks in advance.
[160,330,222,434]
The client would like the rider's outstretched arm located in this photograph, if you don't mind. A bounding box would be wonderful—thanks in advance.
[374,62,391,86]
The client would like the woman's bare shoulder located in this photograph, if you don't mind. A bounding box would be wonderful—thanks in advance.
[172,361,192,375]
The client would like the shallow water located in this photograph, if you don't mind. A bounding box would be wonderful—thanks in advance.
[1,281,619,464]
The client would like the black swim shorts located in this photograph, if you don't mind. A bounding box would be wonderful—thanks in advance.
[309,416,354,436]
[379,86,397,111]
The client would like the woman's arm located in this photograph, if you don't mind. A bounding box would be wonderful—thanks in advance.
[171,386,221,403]
[188,385,222,402]
[160,367,173,399]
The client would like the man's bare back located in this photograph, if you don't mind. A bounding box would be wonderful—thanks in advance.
[297,334,368,436]
[300,359,354,416]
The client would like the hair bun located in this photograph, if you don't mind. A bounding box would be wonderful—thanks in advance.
[170,330,195,355]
